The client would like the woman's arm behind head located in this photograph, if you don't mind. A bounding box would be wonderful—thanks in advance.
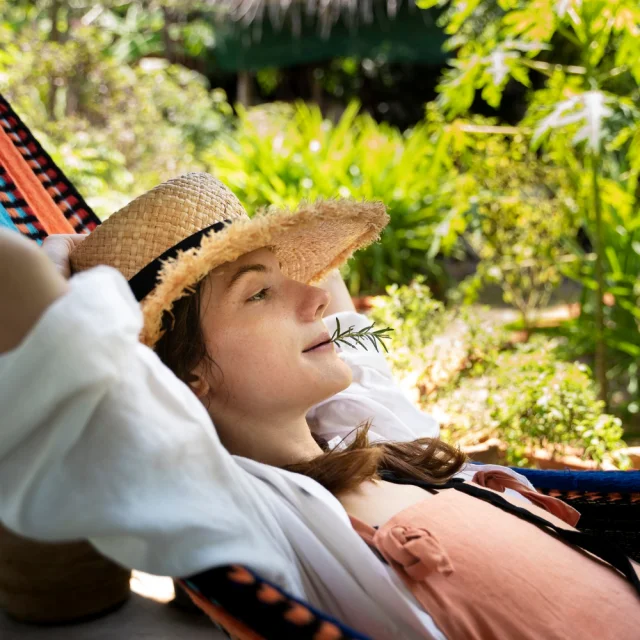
[0,230,68,353]
[317,269,356,317]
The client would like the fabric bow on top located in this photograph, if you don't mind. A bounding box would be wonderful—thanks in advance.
[375,525,454,581]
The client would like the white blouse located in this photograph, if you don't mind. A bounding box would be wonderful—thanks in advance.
[0,266,533,640]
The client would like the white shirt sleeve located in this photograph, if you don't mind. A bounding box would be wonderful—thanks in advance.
[308,311,440,447]
[0,266,294,584]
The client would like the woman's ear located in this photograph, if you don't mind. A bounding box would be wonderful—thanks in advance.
[186,371,210,400]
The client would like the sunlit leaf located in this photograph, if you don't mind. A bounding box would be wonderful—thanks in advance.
[606,246,622,276]
[533,92,614,153]
[555,0,579,19]
[487,50,514,86]
[572,92,613,152]
[503,0,557,41]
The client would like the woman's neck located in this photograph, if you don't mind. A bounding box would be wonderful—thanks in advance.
[216,412,323,467]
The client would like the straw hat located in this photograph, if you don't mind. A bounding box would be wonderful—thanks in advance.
[70,173,389,347]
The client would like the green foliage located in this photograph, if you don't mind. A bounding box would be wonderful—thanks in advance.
[551,211,640,412]
[421,0,640,408]
[0,2,233,217]
[369,279,628,466]
[207,102,470,295]
[329,318,393,353]
[487,340,628,466]
[457,135,577,327]
[368,276,450,370]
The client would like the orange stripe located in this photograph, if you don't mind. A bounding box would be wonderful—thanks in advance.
[0,126,74,234]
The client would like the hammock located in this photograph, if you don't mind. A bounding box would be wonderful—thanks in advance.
[0,91,638,640]
[0,94,99,241]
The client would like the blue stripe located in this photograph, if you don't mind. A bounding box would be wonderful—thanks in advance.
[512,468,640,493]
[0,200,20,234]
[0,175,42,242]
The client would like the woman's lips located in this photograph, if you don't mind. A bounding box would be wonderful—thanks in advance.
[303,339,334,353]
[303,332,332,352]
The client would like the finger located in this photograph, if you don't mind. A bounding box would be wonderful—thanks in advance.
[66,234,89,248]
[41,236,79,279]
[42,233,88,249]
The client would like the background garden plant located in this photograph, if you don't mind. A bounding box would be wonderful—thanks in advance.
[371,278,629,467]
[419,0,640,416]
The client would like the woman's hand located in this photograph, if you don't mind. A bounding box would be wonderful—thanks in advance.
[42,234,87,279]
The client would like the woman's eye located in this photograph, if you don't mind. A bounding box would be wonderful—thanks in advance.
[247,287,271,302]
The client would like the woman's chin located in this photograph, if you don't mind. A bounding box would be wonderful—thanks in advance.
[295,352,352,403]
[316,359,353,397]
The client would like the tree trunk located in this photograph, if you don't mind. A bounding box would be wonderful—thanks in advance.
[590,154,608,408]
[47,0,62,120]
[310,67,323,109]
[237,71,254,107]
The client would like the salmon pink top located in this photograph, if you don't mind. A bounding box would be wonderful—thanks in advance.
[350,470,640,640]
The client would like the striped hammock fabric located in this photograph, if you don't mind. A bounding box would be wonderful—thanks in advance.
[0,93,100,242]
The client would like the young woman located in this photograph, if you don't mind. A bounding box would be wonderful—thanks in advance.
[1,173,638,640]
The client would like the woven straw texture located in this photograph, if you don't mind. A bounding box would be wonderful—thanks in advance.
[70,173,388,346]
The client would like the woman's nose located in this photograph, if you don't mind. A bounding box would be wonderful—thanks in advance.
[314,287,330,319]
[299,284,330,321]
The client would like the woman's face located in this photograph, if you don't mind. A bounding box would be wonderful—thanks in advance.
[195,248,352,422]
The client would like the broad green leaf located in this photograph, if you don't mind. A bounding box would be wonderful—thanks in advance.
[609,340,640,357]
[605,246,622,276]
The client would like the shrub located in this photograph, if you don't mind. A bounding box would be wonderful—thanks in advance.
[487,340,628,466]
[369,279,628,467]
[368,276,450,372]
[457,136,577,330]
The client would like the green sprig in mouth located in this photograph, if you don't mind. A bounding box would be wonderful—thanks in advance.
[330,318,393,353]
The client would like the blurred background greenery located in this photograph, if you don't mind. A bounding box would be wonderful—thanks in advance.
[2,0,639,466]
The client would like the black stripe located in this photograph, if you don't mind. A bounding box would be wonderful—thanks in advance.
[52,192,70,204]
[24,229,47,240]
[3,198,29,209]
[9,139,31,154]
[38,177,56,189]
[10,214,38,224]
[128,219,232,302]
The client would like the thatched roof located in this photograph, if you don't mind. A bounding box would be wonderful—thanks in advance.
[211,0,420,37]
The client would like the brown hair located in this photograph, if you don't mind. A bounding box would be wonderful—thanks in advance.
[154,279,222,396]
[286,423,465,495]
[155,286,466,495]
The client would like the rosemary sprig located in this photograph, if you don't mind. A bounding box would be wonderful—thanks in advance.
[330,317,393,353]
